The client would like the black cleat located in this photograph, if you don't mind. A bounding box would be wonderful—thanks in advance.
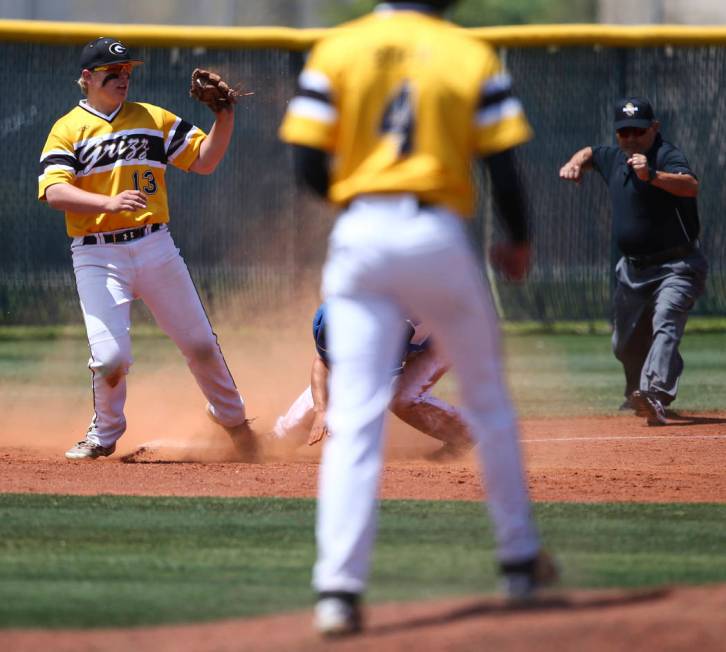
[630,390,667,426]
[499,550,560,602]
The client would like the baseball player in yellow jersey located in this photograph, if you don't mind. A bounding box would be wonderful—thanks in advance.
[280,1,558,636]
[38,37,257,461]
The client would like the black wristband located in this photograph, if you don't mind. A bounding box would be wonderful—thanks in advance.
[647,166,657,182]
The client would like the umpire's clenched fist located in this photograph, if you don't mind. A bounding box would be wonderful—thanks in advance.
[627,153,651,181]
[559,160,584,182]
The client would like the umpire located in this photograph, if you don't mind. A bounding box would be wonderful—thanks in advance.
[560,97,707,425]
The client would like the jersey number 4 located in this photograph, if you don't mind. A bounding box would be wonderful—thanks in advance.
[380,81,414,157]
[132,170,157,194]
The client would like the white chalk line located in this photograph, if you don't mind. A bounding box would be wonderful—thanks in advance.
[523,433,726,443]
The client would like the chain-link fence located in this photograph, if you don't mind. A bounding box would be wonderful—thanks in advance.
[2,25,725,324]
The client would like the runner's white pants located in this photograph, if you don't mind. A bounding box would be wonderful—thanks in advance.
[272,346,449,446]
[313,194,539,594]
[71,226,246,447]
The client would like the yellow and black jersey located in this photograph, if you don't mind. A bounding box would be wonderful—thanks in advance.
[38,100,206,237]
[280,8,533,217]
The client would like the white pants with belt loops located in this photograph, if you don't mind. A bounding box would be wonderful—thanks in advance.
[314,194,539,594]
[71,226,246,447]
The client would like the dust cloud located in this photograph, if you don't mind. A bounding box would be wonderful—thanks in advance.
[1,291,442,463]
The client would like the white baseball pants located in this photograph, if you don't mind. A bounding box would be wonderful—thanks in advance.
[272,346,449,446]
[71,226,246,447]
[313,194,539,594]
[273,385,317,444]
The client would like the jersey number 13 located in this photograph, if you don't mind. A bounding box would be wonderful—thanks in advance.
[132,169,157,194]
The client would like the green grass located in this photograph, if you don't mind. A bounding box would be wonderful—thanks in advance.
[433,331,726,417]
[2,327,725,630]
[517,332,726,415]
[3,316,726,340]
[1,495,726,629]
[3,328,726,416]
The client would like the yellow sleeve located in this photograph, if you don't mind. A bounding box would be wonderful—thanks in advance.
[162,108,207,172]
[473,55,533,157]
[279,44,339,152]
[38,123,78,201]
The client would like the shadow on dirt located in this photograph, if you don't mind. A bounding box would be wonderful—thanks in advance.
[365,588,670,637]
[663,412,726,426]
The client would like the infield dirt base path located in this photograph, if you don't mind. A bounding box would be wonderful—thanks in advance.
[2,413,725,502]
[2,412,726,651]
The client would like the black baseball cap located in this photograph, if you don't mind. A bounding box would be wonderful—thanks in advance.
[614,97,655,130]
[79,37,143,73]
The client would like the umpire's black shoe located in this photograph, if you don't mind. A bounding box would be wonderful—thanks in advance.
[630,390,667,426]
[624,396,649,417]
[314,591,363,637]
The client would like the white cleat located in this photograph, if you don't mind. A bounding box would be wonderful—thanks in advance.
[65,438,116,460]
[314,593,362,637]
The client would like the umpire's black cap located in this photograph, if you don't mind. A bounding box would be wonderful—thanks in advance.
[79,37,143,72]
[614,97,655,130]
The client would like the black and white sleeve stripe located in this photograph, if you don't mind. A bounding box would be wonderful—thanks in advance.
[39,149,79,175]
[166,118,195,161]
[38,149,80,182]
[288,70,337,124]
[475,74,524,129]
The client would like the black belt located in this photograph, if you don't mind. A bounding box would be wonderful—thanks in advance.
[626,242,697,269]
[82,223,161,245]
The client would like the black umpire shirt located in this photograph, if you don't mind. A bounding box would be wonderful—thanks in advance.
[591,134,699,256]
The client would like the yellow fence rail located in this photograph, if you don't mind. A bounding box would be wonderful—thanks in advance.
[3,19,726,50]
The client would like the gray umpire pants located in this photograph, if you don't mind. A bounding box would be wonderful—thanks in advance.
[612,248,707,404]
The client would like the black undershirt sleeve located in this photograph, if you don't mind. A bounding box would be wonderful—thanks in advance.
[293,142,528,243]
[292,144,330,199]
[481,149,529,244]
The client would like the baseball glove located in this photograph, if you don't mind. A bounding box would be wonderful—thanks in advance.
[189,68,242,112]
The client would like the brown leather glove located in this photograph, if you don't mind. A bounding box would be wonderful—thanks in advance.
[189,68,242,112]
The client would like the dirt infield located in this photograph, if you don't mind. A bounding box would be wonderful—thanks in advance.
[4,585,726,652]
[2,412,726,650]
[2,413,726,502]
